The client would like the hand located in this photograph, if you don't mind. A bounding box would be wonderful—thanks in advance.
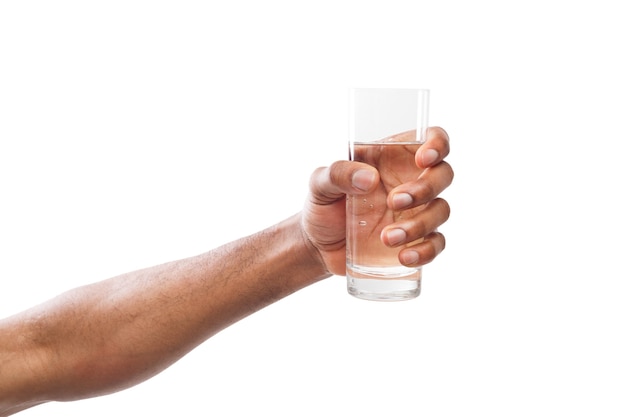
[301,127,453,276]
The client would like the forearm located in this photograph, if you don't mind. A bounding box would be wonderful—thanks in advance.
[0,213,329,414]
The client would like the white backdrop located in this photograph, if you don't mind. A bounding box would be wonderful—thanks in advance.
[1,1,625,416]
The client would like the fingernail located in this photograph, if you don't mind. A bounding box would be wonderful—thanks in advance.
[385,228,407,246]
[400,250,420,265]
[352,169,376,191]
[421,149,439,167]
[392,193,413,210]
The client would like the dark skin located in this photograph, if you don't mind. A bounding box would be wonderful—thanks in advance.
[304,127,452,270]
[345,130,444,263]
[0,127,452,416]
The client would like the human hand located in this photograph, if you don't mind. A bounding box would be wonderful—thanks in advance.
[302,126,453,276]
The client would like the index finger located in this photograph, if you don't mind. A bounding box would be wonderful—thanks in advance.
[415,126,450,168]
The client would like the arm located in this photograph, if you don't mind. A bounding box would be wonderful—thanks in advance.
[0,127,452,415]
[0,214,327,415]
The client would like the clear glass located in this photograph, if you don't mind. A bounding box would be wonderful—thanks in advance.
[346,88,429,301]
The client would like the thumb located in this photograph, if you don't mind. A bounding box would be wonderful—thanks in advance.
[309,161,379,205]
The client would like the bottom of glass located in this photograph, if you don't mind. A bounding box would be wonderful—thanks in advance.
[347,276,421,302]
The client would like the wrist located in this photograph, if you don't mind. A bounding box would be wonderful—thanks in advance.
[275,213,331,284]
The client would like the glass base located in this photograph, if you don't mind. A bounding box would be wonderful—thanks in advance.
[347,276,421,301]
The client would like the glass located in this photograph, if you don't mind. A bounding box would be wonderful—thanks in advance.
[346,88,429,301]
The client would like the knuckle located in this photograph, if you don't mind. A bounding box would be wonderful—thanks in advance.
[443,161,455,183]
[434,198,451,220]
[417,179,437,201]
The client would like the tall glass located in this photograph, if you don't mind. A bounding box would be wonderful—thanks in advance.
[346,88,429,301]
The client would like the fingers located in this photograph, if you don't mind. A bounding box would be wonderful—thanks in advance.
[416,126,451,168]
[398,231,446,267]
[311,126,451,207]
[381,126,451,266]
[308,161,379,205]
[381,198,450,248]
[387,161,454,210]
[386,126,452,211]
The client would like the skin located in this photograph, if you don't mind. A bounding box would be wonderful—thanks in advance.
[0,127,452,416]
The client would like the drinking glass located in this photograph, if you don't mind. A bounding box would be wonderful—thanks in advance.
[346,88,429,301]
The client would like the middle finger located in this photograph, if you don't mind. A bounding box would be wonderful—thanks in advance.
[387,161,454,211]
[381,198,451,247]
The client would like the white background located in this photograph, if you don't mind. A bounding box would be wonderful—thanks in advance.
[1,1,625,416]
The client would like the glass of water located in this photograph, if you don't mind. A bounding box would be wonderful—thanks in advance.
[346,88,429,301]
